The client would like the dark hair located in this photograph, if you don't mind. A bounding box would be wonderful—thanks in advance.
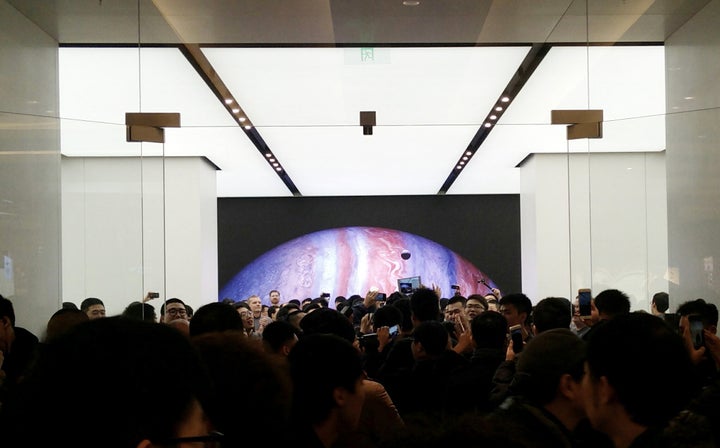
[288,299,301,307]
[312,297,329,308]
[471,311,508,349]
[62,302,79,311]
[288,334,363,425]
[192,331,291,447]
[467,294,489,311]
[513,329,585,406]
[373,305,403,330]
[45,308,89,342]
[586,313,696,427]
[2,317,210,448]
[160,297,186,316]
[189,302,243,337]
[593,289,631,317]
[677,298,719,327]
[392,298,413,332]
[262,320,299,353]
[447,296,467,308]
[532,297,572,333]
[268,305,280,319]
[410,288,441,322]
[439,298,450,311]
[498,293,533,323]
[652,292,670,313]
[80,297,104,312]
[0,294,16,326]
[121,301,157,322]
[412,321,449,358]
[299,308,356,343]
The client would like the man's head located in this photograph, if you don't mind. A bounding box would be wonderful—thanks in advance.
[485,294,499,312]
[411,320,449,360]
[651,292,669,316]
[189,302,243,337]
[498,293,532,328]
[161,298,188,323]
[676,298,719,336]
[269,290,281,306]
[583,313,696,438]
[470,311,507,350]
[247,295,262,316]
[444,296,467,321]
[466,294,488,320]
[410,287,441,324]
[592,289,630,322]
[288,334,366,431]
[80,297,106,320]
[532,297,572,334]
[262,320,299,356]
[0,294,16,352]
[514,329,587,424]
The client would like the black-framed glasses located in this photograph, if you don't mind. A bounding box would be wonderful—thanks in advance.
[153,430,224,448]
[166,308,188,316]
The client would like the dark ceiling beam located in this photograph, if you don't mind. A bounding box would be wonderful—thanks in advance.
[438,43,551,194]
[179,43,302,196]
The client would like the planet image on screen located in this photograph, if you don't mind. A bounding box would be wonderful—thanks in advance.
[219,226,497,304]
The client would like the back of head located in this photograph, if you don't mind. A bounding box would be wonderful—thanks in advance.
[410,288,441,323]
[263,320,299,353]
[2,317,210,448]
[80,297,104,312]
[189,302,243,337]
[513,329,586,406]
[373,304,403,330]
[45,308,89,343]
[0,294,16,325]
[121,301,157,322]
[192,330,292,446]
[586,312,695,427]
[471,311,508,349]
[652,292,670,313]
[288,333,364,425]
[532,297,572,334]
[412,320,449,358]
[593,289,631,318]
[392,298,413,332]
[299,307,356,343]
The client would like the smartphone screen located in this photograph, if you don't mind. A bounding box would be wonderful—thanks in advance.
[389,325,399,336]
[578,289,592,317]
[509,324,524,353]
[689,315,704,349]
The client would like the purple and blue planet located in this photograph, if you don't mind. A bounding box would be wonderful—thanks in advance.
[220,226,497,305]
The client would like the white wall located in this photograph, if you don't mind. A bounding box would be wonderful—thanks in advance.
[0,0,62,336]
[520,152,668,311]
[62,156,218,317]
[666,0,720,310]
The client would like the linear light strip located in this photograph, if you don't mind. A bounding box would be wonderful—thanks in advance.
[178,44,302,196]
[438,43,551,194]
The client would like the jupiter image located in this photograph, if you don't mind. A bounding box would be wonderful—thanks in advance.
[219,226,497,305]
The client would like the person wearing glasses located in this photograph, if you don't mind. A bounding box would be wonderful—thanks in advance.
[161,298,189,323]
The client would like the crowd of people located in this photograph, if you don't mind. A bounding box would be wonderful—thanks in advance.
[0,286,719,447]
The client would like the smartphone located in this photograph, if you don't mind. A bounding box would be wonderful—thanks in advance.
[389,324,399,336]
[689,314,705,349]
[578,289,592,318]
[509,324,524,354]
[375,292,387,302]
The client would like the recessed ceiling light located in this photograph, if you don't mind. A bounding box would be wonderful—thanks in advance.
[489,115,497,120]
[460,161,465,165]
[265,153,272,157]
[244,125,251,130]
[484,123,492,128]
[275,167,282,172]
[403,0,420,5]
[495,106,503,112]
[224,99,232,105]
[465,151,472,156]
[239,117,247,123]
[456,165,462,170]
[232,108,240,113]
[269,158,276,162]
[684,96,694,100]
[272,163,279,167]
[501,96,510,103]
[462,156,468,161]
